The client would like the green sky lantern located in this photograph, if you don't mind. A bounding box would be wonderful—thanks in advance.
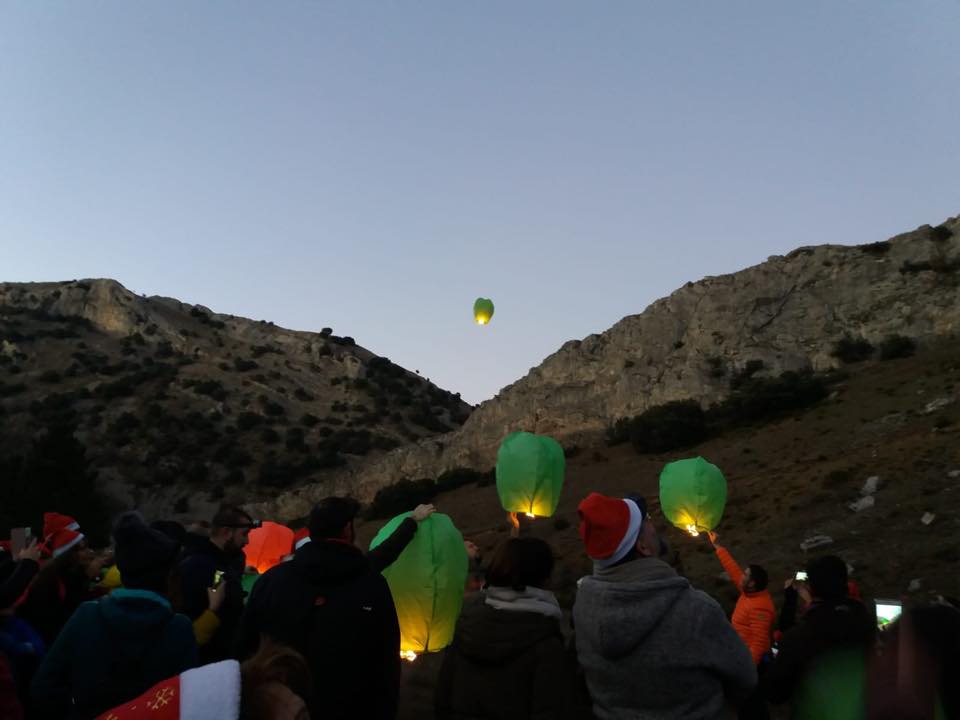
[495,431,565,518]
[659,456,728,536]
[370,512,467,659]
[473,297,495,325]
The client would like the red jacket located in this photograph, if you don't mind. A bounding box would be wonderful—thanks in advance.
[716,547,776,664]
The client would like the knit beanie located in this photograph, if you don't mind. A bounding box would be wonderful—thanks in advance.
[113,512,179,592]
[95,659,241,720]
[578,493,643,569]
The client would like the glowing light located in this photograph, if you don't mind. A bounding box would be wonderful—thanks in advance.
[400,650,418,662]
[686,524,700,537]
[525,512,536,519]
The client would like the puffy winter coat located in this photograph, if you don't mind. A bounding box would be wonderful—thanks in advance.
[715,547,776,664]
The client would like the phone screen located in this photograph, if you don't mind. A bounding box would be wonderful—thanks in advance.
[875,600,902,630]
[795,571,808,582]
[11,528,29,556]
[213,570,225,587]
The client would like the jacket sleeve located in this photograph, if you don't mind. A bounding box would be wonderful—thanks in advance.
[715,546,744,589]
[175,556,216,620]
[237,574,266,660]
[193,609,222,647]
[176,616,200,672]
[367,517,418,573]
[778,586,799,633]
[695,594,757,701]
[0,560,39,610]
[30,603,83,712]
[745,602,775,665]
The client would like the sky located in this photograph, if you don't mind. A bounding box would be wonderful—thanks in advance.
[1,3,958,404]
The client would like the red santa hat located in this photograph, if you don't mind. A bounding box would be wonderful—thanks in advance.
[43,512,80,537]
[578,493,643,569]
[96,659,241,720]
[46,528,85,559]
[282,528,311,562]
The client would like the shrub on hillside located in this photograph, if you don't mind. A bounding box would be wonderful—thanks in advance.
[364,479,436,520]
[233,358,258,372]
[860,241,891,255]
[607,400,708,453]
[708,369,829,427]
[830,335,874,364]
[878,334,916,360]
[730,360,765,390]
[436,467,492,493]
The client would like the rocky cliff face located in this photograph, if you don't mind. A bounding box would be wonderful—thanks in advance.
[251,216,960,521]
[0,280,470,521]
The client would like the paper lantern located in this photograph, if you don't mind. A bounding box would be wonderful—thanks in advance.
[473,298,495,325]
[659,456,727,536]
[370,513,467,656]
[496,431,565,518]
[243,522,294,574]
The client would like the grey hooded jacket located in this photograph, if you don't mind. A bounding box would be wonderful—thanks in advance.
[573,558,756,720]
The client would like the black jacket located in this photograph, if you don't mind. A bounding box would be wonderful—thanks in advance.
[241,539,402,720]
[435,594,574,720]
[0,559,39,610]
[174,535,245,663]
[763,597,875,705]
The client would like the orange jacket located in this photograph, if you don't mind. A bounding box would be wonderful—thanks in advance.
[716,546,776,664]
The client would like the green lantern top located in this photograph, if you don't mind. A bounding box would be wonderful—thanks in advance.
[659,456,727,535]
[369,512,467,656]
[495,431,565,518]
[473,298,495,325]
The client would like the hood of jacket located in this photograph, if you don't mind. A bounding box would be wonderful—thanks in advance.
[452,594,561,663]
[576,558,692,660]
[291,539,370,585]
[96,589,176,658]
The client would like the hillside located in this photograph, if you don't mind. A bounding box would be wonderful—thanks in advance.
[0,279,470,531]
[255,215,960,520]
[356,336,960,608]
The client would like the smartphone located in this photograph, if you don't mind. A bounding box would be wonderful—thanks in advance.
[213,570,225,588]
[875,599,902,630]
[11,527,32,556]
[795,571,808,582]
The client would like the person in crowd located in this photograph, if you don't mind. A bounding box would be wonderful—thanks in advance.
[240,498,435,720]
[175,506,255,662]
[1,538,45,708]
[763,555,875,712]
[435,536,574,719]
[706,531,775,720]
[1,651,23,720]
[864,600,960,720]
[17,527,100,646]
[31,512,197,718]
[573,492,757,719]
[95,640,312,720]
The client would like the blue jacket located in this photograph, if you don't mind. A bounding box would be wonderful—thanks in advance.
[31,589,197,719]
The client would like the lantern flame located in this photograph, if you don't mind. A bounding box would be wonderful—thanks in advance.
[400,650,418,662]
[525,512,535,519]
[476,317,488,325]
[686,524,700,537]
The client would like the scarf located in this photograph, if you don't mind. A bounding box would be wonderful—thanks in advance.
[483,586,563,619]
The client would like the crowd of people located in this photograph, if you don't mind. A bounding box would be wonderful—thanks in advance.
[1,491,957,719]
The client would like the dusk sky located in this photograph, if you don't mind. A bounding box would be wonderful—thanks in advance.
[2,2,958,404]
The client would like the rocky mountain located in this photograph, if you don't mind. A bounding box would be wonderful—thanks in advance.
[252,215,960,521]
[0,280,470,526]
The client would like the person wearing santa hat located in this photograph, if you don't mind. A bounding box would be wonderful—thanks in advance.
[572,492,757,720]
[31,512,197,718]
[17,527,97,647]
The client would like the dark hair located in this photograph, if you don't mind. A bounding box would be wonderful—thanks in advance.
[308,497,360,539]
[212,505,254,531]
[747,564,769,591]
[240,638,312,719]
[808,555,848,600]
[485,538,554,591]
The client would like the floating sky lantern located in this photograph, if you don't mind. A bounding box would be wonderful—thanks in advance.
[370,513,468,661]
[473,298,495,325]
[243,521,294,574]
[659,456,728,536]
[495,431,566,520]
